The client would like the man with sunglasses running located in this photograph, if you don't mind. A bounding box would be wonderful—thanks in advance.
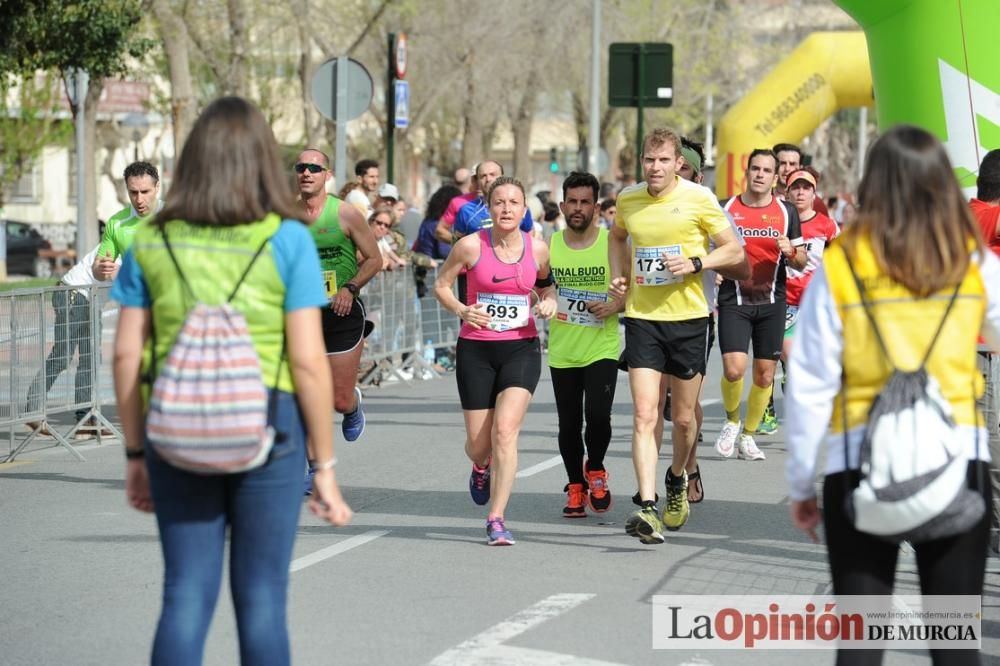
[295,149,381,488]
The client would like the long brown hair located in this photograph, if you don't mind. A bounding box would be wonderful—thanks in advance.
[842,124,983,296]
[155,96,302,227]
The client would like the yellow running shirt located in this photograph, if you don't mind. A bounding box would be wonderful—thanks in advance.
[615,177,730,321]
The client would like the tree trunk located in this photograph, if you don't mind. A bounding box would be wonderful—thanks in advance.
[226,0,249,97]
[82,79,103,252]
[292,0,318,147]
[511,73,538,182]
[152,1,197,156]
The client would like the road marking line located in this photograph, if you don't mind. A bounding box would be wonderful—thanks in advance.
[430,593,595,665]
[289,529,388,572]
[467,645,633,665]
[516,455,563,478]
[700,398,720,407]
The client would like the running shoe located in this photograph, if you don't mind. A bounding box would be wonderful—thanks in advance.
[303,466,316,496]
[715,420,741,458]
[563,483,587,518]
[738,433,766,461]
[584,464,612,513]
[661,468,689,531]
[625,504,665,544]
[486,517,515,545]
[756,402,778,435]
[342,386,366,442]
[469,459,491,505]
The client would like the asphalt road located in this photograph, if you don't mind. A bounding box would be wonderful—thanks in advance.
[2,350,998,665]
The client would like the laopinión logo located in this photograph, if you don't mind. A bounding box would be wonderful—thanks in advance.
[652,595,981,650]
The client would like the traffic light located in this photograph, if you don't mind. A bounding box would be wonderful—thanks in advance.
[549,147,559,173]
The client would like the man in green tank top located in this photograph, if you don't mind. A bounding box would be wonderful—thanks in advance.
[548,172,623,518]
[94,161,161,281]
[295,148,381,454]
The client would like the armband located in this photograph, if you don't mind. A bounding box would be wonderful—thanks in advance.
[534,273,554,288]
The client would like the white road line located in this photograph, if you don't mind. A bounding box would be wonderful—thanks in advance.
[429,593,595,665]
[700,398,720,407]
[289,529,388,572]
[516,455,563,478]
[464,645,633,665]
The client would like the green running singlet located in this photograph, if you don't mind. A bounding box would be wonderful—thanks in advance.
[308,196,357,298]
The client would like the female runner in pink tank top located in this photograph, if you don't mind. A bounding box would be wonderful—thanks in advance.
[433,176,558,545]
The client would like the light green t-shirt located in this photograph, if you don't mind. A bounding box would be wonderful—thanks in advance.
[547,228,621,368]
[98,206,145,259]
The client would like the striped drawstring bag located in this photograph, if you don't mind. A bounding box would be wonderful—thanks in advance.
[145,230,283,474]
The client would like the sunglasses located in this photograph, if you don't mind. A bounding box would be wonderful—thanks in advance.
[295,163,327,174]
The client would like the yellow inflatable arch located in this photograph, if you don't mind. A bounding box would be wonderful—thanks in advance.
[716,32,873,198]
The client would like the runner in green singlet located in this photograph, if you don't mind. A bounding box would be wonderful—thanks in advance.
[295,148,381,463]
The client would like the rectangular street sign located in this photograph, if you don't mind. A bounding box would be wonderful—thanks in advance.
[608,42,674,108]
[394,80,409,129]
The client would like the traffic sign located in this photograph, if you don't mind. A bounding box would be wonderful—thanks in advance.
[395,32,408,79]
[394,80,409,129]
[608,43,674,108]
[311,57,374,122]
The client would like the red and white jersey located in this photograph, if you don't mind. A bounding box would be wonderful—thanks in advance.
[785,211,839,306]
[720,196,803,306]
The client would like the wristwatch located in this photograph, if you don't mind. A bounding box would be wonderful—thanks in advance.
[344,282,360,298]
[689,257,703,274]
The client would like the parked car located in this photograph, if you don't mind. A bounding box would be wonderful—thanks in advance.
[3,220,53,278]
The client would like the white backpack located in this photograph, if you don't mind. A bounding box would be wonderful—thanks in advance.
[842,257,984,543]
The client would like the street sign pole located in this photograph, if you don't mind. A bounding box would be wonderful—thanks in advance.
[636,44,645,182]
[335,57,348,190]
[386,33,396,184]
[74,69,89,261]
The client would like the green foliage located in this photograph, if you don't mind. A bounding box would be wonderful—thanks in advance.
[0,0,153,78]
[0,70,73,207]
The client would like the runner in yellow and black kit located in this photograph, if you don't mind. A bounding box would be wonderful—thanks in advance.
[609,127,744,544]
[295,149,381,485]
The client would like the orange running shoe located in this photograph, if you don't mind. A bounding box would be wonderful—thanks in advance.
[563,483,587,518]
[585,464,612,513]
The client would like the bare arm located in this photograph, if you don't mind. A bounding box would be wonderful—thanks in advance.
[531,238,558,319]
[607,224,630,299]
[341,203,381,289]
[434,220,454,244]
[433,235,491,329]
[286,307,351,526]
[113,306,153,512]
[704,227,745,274]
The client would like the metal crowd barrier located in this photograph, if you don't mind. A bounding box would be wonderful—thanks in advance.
[1,266,461,462]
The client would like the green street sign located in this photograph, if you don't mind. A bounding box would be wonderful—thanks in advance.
[608,42,673,108]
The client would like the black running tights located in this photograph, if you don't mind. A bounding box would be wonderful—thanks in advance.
[550,359,619,485]
[822,462,991,666]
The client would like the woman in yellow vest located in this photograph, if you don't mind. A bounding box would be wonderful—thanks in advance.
[112,97,352,665]
[786,125,998,665]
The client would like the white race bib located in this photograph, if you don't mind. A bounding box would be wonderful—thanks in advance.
[477,292,531,332]
[556,287,606,328]
[634,244,682,286]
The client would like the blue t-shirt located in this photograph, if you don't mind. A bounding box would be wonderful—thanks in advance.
[453,196,534,237]
[111,219,327,312]
[414,217,451,260]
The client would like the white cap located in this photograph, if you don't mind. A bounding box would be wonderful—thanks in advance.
[378,183,400,200]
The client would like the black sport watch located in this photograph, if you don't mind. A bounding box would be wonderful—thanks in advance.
[344,282,361,297]
[689,257,703,274]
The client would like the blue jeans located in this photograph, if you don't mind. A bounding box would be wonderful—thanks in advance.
[145,390,306,666]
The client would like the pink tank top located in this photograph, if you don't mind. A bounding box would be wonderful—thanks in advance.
[460,229,538,341]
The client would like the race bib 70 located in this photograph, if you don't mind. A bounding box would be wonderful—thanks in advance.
[556,288,606,328]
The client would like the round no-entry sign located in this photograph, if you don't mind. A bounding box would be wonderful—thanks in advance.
[395,32,408,80]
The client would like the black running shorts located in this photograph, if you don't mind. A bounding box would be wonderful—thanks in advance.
[322,298,369,355]
[623,317,710,380]
[717,301,784,360]
[456,337,541,410]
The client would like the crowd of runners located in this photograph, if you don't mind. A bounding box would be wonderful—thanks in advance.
[228,127,845,547]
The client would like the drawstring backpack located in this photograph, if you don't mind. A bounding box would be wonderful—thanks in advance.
[841,254,984,543]
[145,228,285,474]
